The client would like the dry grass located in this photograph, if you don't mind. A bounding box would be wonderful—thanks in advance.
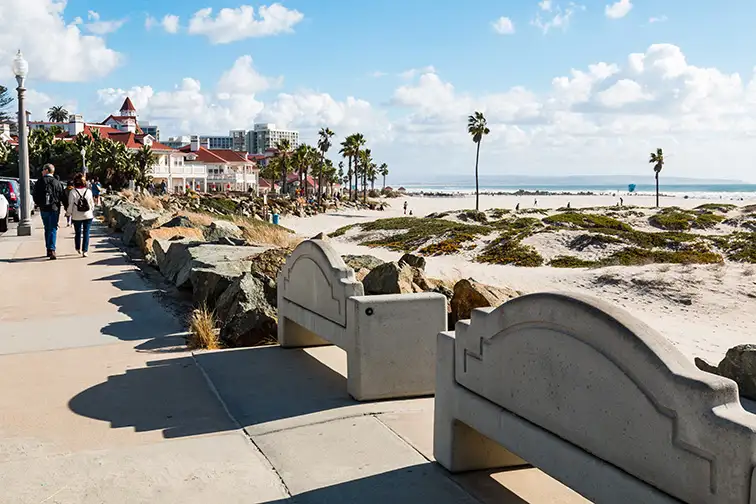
[177,210,214,226]
[187,306,221,350]
[233,216,303,248]
[135,193,165,211]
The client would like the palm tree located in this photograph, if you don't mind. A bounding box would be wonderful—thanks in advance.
[317,127,335,205]
[339,136,357,201]
[351,133,366,201]
[467,111,490,212]
[360,148,373,202]
[274,139,292,195]
[47,106,69,123]
[649,148,664,208]
[379,163,389,190]
[134,145,156,187]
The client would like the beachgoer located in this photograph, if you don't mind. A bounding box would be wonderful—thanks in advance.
[91,178,101,205]
[534,198,538,207]
[409,210,413,216]
[515,203,520,212]
[67,172,95,257]
[64,180,74,227]
[403,201,408,215]
[620,197,624,206]
[161,181,167,195]
[567,202,571,209]
[32,164,66,260]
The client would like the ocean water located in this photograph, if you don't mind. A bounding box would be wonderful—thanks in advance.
[398,183,756,201]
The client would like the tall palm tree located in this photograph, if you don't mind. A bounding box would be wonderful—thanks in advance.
[379,163,389,189]
[317,127,335,205]
[339,135,357,201]
[292,143,309,191]
[351,133,366,201]
[47,106,69,123]
[360,148,373,203]
[274,139,292,195]
[467,111,490,212]
[649,148,664,208]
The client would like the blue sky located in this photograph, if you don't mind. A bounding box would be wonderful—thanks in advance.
[3,0,756,181]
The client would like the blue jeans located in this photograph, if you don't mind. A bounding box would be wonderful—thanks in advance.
[40,211,59,252]
[73,219,93,253]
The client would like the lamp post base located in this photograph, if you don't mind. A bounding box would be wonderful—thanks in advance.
[17,220,33,236]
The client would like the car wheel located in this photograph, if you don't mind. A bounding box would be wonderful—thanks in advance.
[0,216,7,233]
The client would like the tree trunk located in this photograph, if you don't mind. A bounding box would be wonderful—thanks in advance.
[371,179,375,191]
[655,172,659,208]
[474,140,481,211]
[363,171,367,203]
[318,153,324,206]
[347,156,352,201]
[382,175,386,190]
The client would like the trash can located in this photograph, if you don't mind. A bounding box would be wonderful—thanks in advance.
[272,213,279,225]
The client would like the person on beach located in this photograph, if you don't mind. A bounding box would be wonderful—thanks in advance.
[620,197,624,206]
[66,173,95,257]
[64,180,74,227]
[32,164,66,260]
[515,203,520,212]
[534,198,538,207]
[403,201,408,215]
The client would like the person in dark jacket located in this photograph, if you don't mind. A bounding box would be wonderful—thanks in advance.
[32,163,66,260]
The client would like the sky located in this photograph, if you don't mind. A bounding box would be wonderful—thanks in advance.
[2,0,756,183]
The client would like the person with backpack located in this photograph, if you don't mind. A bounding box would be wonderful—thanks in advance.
[32,163,66,260]
[66,172,95,257]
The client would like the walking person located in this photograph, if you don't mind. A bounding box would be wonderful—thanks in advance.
[64,180,74,227]
[32,164,66,260]
[91,177,102,206]
[66,173,95,257]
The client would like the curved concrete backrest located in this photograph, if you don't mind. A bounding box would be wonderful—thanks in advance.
[454,292,756,504]
[278,240,364,328]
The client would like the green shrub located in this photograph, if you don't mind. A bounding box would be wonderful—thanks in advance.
[603,247,722,266]
[543,213,632,232]
[476,237,544,267]
[648,209,694,231]
[693,213,725,229]
[725,233,756,263]
[359,217,490,252]
[695,203,736,213]
[329,224,356,237]
[458,210,488,223]
[488,208,510,219]
[550,256,598,268]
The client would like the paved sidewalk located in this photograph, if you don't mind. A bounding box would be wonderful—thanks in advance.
[0,216,584,503]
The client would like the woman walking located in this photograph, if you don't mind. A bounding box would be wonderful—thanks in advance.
[64,180,74,227]
[66,173,95,257]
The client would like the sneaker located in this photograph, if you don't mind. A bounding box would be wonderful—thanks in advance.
[75,249,81,255]
[82,252,88,258]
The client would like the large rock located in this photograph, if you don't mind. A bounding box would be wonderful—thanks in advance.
[139,226,205,260]
[109,200,145,231]
[449,279,519,326]
[204,220,243,242]
[122,211,165,247]
[362,261,414,295]
[342,254,385,272]
[399,253,426,270]
[174,244,272,289]
[216,272,278,347]
[250,248,291,281]
[191,261,254,309]
[695,344,756,401]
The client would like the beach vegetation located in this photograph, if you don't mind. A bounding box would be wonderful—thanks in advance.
[543,213,632,231]
[550,256,598,268]
[488,208,510,219]
[467,111,490,211]
[476,235,544,267]
[458,209,488,223]
[695,203,736,213]
[188,306,221,350]
[329,223,357,237]
[358,217,490,252]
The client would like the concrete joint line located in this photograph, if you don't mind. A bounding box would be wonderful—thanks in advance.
[191,351,292,497]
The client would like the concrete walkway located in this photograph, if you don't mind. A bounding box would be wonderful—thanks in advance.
[0,216,584,503]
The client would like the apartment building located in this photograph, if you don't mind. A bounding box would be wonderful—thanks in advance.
[247,123,299,154]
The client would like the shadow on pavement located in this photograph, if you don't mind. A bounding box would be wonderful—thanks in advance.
[259,464,528,504]
[194,346,354,427]
[95,272,154,292]
[101,291,184,341]
[68,355,237,439]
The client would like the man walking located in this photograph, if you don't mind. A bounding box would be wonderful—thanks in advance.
[33,164,66,260]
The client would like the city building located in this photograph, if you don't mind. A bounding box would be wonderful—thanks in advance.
[162,135,191,149]
[141,124,160,141]
[247,123,299,154]
[179,137,258,193]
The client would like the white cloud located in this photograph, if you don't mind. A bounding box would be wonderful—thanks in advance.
[370,71,387,78]
[216,55,283,96]
[605,0,633,19]
[0,0,121,82]
[145,16,157,30]
[399,66,436,80]
[83,10,127,35]
[649,15,668,24]
[532,2,584,34]
[492,17,515,35]
[186,3,304,44]
[162,15,180,34]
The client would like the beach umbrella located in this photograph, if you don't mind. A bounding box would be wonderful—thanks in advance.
[628,183,636,193]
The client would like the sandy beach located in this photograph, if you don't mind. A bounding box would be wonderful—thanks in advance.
[280,193,756,366]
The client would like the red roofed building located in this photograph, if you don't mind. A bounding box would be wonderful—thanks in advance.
[179,137,258,193]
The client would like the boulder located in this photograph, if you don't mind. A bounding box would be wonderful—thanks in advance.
[449,279,519,326]
[250,248,291,282]
[109,200,145,231]
[174,244,272,289]
[342,254,385,272]
[399,253,426,270]
[216,272,278,347]
[204,220,243,243]
[161,215,206,229]
[122,211,165,247]
[362,261,414,295]
[138,226,205,259]
[191,261,254,309]
[695,344,756,401]
[354,268,371,283]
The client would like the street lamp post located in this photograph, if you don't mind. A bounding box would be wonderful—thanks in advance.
[12,50,32,236]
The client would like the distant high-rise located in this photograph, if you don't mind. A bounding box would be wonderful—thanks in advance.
[247,124,299,154]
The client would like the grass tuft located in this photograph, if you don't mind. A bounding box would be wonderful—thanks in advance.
[188,306,221,350]
[543,213,632,232]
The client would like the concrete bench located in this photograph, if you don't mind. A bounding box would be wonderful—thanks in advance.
[277,239,447,401]
[434,292,756,504]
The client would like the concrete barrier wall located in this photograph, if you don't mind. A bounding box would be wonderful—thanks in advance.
[435,292,756,504]
[277,240,447,401]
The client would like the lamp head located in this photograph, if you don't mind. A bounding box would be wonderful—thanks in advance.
[12,50,28,79]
